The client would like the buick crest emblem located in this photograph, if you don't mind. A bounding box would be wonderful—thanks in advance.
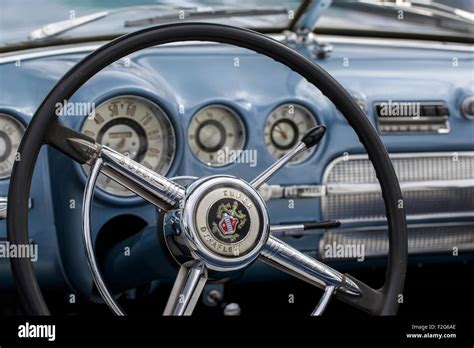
[218,213,238,235]
[211,200,248,243]
[194,185,264,258]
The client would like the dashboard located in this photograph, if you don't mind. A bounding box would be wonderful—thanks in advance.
[0,36,473,299]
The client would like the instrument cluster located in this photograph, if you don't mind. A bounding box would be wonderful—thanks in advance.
[81,95,176,196]
[79,95,319,198]
[0,113,26,180]
[187,105,246,167]
[264,103,318,163]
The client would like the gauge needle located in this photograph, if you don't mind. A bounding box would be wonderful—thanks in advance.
[116,137,126,150]
[275,124,288,140]
[203,126,218,139]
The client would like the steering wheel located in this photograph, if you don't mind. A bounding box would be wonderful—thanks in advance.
[7,23,407,316]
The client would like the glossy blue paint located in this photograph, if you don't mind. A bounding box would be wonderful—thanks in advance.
[0,38,472,297]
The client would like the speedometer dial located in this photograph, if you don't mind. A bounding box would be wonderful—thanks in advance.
[188,105,245,166]
[264,104,318,164]
[81,96,176,196]
[0,114,25,179]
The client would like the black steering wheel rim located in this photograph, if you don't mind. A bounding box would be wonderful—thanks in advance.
[7,23,407,316]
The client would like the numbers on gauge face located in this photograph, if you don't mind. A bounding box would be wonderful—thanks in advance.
[0,114,25,179]
[188,105,246,166]
[264,104,318,164]
[81,96,176,196]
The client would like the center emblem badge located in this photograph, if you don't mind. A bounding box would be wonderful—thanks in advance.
[191,184,266,259]
[208,198,250,244]
[212,201,248,243]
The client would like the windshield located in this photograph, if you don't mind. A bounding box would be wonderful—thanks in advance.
[0,0,472,48]
[0,0,302,47]
[322,0,473,38]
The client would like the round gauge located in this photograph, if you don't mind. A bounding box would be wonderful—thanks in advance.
[81,95,176,196]
[188,105,245,166]
[0,114,25,179]
[264,104,318,163]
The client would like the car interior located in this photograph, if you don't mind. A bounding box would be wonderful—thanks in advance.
[0,0,473,344]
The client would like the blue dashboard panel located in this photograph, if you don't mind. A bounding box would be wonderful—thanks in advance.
[0,38,473,296]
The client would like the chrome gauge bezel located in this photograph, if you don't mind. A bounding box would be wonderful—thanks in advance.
[80,95,177,197]
[188,104,246,167]
[461,95,474,120]
[0,113,26,180]
[264,103,318,164]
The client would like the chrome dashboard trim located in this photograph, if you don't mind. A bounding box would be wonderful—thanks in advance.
[0,43,105,64]
[0,197,32,219]
[327,179,474,194]
[259,151,474,202]
[0,197,6,219]
[461,95,474,120]
[322,151,474,183]
[336,212,474,225]
[321,151,474,222]
[259,178,474,201]
[319,221,474,259]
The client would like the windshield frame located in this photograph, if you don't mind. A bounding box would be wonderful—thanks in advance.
[0,0,308,53]
[0,0,472,54]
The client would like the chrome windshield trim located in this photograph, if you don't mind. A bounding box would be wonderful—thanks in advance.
[0,43,105,64]
[320,35,474,52]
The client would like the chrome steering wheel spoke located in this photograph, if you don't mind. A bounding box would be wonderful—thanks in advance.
[70,138,185,211]
[163,261,208,316]
[260,235,361,296]
[259,235,386,315]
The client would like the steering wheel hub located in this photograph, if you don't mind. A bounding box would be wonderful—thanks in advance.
[181,176,270,271]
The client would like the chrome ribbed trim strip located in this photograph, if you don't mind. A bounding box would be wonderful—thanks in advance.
[321,152,474,222]
[319,222,474,259]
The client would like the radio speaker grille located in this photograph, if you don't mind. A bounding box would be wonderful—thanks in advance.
[319,223,474,259]
[322,152,474,221]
